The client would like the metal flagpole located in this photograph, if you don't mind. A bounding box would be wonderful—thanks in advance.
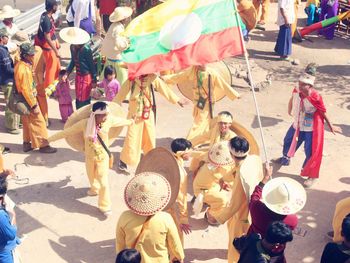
[231,0,270,163]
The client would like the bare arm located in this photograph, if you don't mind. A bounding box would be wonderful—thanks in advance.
[288,96,293,116]
[321,112,342,135]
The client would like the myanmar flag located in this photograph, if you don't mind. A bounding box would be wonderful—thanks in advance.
[122,0,246,78]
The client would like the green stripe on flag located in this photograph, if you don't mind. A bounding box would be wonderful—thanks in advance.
[123,0,244,63]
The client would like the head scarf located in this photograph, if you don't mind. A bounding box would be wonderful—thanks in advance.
[85,106,110,141]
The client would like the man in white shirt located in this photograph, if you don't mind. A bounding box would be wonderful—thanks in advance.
[66,0,96,35]
[274,0,295,60]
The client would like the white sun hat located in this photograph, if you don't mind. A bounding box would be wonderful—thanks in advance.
[262,177,307,215]
[59,27,90,45]
[0,5,21,19]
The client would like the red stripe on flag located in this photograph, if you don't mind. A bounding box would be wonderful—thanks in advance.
[126,27,244,79]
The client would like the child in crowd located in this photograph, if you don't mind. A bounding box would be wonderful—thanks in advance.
[55,69,74,123]
[93,65,120,101]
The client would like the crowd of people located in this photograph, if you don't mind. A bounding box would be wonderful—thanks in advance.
[0,0,348,263]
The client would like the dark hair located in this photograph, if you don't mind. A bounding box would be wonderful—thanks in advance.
[116,249,141,263]
[104,65,116,79]
[46,0,58,11]
[341,213,350,241]
[92,101,107,112]
[171,138,192,153]
[59,69,67,76]
[229,136,249,160]
[218,111,233,120]
[0,177,8,196]
[265,221,293,244]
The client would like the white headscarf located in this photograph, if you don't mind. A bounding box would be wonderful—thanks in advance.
[85,105,110,141]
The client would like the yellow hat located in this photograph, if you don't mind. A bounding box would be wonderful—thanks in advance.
[109,7,133,23]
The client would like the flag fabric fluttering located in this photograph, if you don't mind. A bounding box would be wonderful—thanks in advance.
[122,0,246,78]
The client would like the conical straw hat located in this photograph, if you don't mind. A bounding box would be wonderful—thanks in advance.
[176,61,231,102]
[124,172,171,216]
[136,147,180,211]
[64,102,126,152]
[262,177,307,215]
[208,141,234,166]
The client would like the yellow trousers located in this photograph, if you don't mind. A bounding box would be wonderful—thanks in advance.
[333,197,350,242]
[120,116,155,166]
[227,205,250,263]
[34,47,48,122]
[168,208,184,245]
[22,111,48,149]
[187,108,210,142]
[253,0,270,23]
[85,156,111,212]
[204,188,229,219]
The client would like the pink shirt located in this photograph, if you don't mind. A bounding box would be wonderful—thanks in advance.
[98,78,120,101]
[55,80,73,105]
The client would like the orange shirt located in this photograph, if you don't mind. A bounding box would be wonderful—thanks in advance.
[14,60,37,108]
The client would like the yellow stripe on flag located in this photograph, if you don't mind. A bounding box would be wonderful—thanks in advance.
[124,0,225,36]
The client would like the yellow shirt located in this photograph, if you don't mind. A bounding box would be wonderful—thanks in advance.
[193,162,234,196]
[171,157,189,225]
[114,74,179,117]
[216,167,248,224]
[191,119,236,147]
[48,116,132,161]
[162,66,240,113]
[116,211,185,263]
[14,60,37,108]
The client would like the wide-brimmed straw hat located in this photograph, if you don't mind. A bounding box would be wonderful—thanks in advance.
[262,177,307,215]
[230,120,260,156]
[124,172,171,216]
[11,31,30,46]
[109,7,133,23]
[299,73,315,86]
[64,102,126,152]
[59,27,90,45]
[176,62,229,102]
[136,147,180,211]
[208,141,234,167]
[0,5,21,19]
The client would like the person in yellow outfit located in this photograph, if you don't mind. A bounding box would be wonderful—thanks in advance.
[14,43,56,154]
[291,0,301,37]
[162,65,240,141]
[114,74,185,173]
[253,0,270,27]
[116,172,185,263]
[192,141,235,225]
[39,101,133,215]
[329,197,350,243]
[215,136,262,263]
[190,111,236,173]
[238,0,258,32]
[168,138,192,243]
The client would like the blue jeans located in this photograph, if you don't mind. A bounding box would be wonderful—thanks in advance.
[282,125,313,167]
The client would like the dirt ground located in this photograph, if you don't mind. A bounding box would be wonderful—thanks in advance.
[0,2,350,263]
